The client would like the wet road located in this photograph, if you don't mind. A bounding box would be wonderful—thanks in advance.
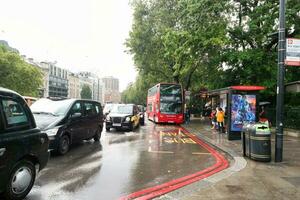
[26,121,217,200]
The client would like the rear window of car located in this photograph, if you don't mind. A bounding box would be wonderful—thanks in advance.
[1,98,29,128]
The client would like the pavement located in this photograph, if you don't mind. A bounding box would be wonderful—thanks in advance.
[158,118,300,200]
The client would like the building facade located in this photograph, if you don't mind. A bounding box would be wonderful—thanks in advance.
[68,73,81,99]
[24,58,49,98]
[102,76,119,91]
[102,76,120,103]
[40,62,69,98]
[78,72,102,103]
[286,81,300,93]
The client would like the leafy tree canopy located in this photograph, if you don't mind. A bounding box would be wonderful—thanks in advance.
[124,0,300,105]
[81,84,92,99]
[0,44,43,97]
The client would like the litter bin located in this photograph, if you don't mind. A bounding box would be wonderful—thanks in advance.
[242,123,271,162]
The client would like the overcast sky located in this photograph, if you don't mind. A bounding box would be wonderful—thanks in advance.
[0,0,136,91]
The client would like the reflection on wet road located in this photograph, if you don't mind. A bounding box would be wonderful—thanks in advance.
[27,121,216,200]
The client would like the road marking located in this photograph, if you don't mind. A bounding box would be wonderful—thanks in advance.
[192,152,211,155]
[163,137,196,144]
[148,150,174,154]
[121,127,229,200]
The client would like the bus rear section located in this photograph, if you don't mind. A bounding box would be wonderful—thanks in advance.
[147,83,184,124]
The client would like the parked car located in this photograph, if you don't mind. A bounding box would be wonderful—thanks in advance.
[137,105,145,125]
[31,98,103,155]
[105,104,140,131]
[0,87,49,200]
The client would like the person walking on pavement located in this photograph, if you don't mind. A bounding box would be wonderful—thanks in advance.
[185,107,191,124]
[210,109,217,130]
[216,107,225,133]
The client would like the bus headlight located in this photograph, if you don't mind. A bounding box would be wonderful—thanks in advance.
[125,117,131,122]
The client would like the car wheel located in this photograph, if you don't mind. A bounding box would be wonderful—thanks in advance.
[93,127,102,142]
[4,160,36,200]
[58,135,70,155]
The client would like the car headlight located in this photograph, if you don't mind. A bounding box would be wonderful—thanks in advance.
[140,114,144,118]
[125,117,131,122]
[45,127,59,137]
[106,115,111,121]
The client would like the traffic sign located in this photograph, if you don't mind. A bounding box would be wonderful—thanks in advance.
[286,38,300,66]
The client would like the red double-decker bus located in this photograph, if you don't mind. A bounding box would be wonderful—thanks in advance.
[147,83,184,124]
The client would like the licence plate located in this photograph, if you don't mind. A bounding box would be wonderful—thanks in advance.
[168,121,174,123]
[113,123,121,127]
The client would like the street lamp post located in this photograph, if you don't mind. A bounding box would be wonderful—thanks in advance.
[275,0,286,162]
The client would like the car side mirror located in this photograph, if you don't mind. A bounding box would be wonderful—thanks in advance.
[71,112,82,119]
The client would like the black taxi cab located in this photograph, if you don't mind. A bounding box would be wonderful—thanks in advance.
[105,104,140,131]
[0,87,49,200]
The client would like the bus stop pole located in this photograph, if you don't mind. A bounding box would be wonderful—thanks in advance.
[275,0,286,162]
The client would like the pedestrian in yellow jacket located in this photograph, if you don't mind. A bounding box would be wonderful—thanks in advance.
[216,107,225,133]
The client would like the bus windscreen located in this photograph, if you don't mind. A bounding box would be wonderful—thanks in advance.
[159,84,182,114]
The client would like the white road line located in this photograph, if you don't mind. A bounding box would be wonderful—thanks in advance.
[148,150,174,154]
[192,152,211,155]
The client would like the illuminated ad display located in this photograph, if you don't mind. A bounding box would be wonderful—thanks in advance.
[231,94,256,132]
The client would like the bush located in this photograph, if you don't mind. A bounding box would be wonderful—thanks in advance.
[268,106,300,130]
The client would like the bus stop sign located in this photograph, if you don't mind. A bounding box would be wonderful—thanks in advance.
[286,38,300,66]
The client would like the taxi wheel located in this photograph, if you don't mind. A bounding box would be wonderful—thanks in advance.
[93,127,102,141]
[4,160,36,200]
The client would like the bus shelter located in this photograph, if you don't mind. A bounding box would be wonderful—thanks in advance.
[202,86,265,140]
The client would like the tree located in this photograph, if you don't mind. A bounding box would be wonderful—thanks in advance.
[124,0,230,103]
[124,0,300,104]
[221,0,300,95]
[0,44,43,97]
[80,84,92,99]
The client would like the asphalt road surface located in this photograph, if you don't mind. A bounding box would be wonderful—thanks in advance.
[26,121,216,200]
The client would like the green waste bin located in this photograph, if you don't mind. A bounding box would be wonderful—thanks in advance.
[242,123,271,162]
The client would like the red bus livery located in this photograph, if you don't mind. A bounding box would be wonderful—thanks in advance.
[147,83,184,124]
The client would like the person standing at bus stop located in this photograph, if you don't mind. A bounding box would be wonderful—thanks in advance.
[185,107,191,124]
[216,107,225,133]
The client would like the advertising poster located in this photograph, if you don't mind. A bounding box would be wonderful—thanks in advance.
[231,94,256,132]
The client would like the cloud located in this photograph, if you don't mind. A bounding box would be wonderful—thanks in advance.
[0,0,136,91]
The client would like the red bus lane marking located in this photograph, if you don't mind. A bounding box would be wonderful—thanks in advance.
[119,128,229,200]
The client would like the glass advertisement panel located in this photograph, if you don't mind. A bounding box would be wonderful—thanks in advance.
[231,94,256,131]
